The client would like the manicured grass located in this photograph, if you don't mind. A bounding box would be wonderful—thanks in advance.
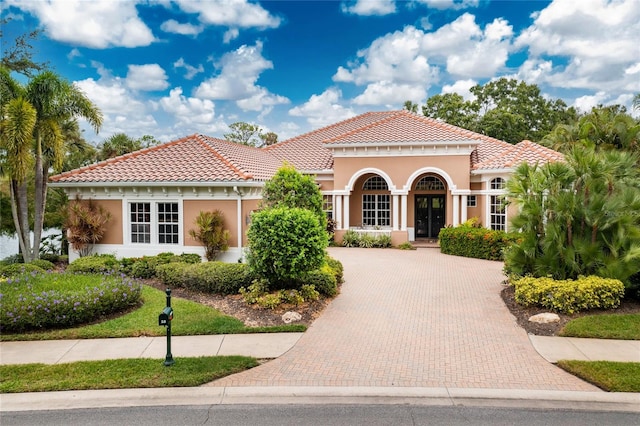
[1,285,305,341]
[559,314,640,340]
[0,356,258,393]
[557,361,640,392]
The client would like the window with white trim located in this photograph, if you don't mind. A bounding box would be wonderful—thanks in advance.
[491,177,506,190]
[467,196,477,207]
[322,195,333,220]
[416,176,445,190]
[129,202,180,244]
[362,176,390,227]
[490,196,506,230]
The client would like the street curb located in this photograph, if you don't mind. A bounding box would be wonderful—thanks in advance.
[2,386,639,413]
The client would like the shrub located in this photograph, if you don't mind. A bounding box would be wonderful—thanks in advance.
[0,254,24,265]
[325,256,344,284]
[397,242,416,250]
[341,230,360,247]
[0,271,142,333]
[248,207,327,287]
[304,266,338,297]
[299,284,320,301]
[438,226,517,261]
[182,262,253,295]
[1,263,44,278]
[178,253,202,264]
[155,262,192,287]
[341,230,392,248]
[29,259,56,271]
[130,257,160,279]
[256,293,282,309]
[512,275,625,314]
[240,279,269,305]
[65,196,112,257]
[39,253,60,264]
[279,289,304,306]
[189,210,230,261]
[67,254,119,274]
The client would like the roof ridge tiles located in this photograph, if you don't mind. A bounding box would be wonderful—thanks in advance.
[195,135,253,180]
[323,110,406,143]
[49,134,198,182]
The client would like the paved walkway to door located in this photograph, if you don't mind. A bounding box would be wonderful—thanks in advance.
[210,247,598,391]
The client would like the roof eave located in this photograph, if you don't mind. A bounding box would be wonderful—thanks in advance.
[324,140,482,149]
[49,180,267,188]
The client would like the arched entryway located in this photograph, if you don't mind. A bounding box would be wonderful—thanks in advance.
[413,175,446,239]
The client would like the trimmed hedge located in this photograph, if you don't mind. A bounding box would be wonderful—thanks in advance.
[512,275,625,314]
[67,254,120,274]
[156,262,254,295]
[0,263,45,278]
[303,265,338,297]
[438,226,517,261]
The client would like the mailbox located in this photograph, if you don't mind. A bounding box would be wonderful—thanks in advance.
[158,306,173,326]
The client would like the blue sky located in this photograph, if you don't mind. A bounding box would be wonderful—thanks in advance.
[2,0,639,144]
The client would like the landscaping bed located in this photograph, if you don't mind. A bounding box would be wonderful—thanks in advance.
[501,284,640,336]
[143,278,332,328]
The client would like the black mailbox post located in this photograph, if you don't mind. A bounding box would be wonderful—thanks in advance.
[158,288,175,366]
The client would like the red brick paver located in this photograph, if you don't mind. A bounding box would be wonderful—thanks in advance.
[210,248,598,391]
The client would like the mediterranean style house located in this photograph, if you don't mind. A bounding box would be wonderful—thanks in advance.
[50,110,563,261]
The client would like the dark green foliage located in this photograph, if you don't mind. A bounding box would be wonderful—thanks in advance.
[39,253,60,263]
[124,252,202,279]
[505,147,640,288]
[28,259,55,270]
[157,262,254,295]
[438,226,516,261]
[178,253,203,264]
[340,230,392,248]
[248,206,328,287]
[130,257,160,279]
[66,254,119,274]
[1,254,24,265]
[1,263,44,277]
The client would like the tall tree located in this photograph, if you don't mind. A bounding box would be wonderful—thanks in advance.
[224,122,277,148]
[0,67,102,261]
[422,78,576,143]
[403,100,418,113]
[0,17,47,76]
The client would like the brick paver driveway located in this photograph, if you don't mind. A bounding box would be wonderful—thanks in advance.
[211,247,597,391]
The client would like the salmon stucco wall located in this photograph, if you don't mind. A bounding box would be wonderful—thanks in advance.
[92,199,123,244]
[183,200,237,247]
[242,199,261,246]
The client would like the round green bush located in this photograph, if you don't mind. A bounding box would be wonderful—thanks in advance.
[325,256,344,284]
[248,207,328,287]
[29,259,56,271]
[1,263,44,278]
[183,262,254,294]
[67,254,120,274]
[155,262,192,287]
[304,266,338,297]
[0,271,142,333]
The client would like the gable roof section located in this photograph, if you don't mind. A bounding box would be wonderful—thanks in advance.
[473,140,565,171]
[50,134,281,184]
[265,111,397,170]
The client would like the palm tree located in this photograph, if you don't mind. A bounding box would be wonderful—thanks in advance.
[0,67,102,261]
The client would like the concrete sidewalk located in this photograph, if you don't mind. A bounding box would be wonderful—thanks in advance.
[1,333,637,366]
[0,333,303,365]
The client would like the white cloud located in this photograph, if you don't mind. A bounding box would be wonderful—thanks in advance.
[67,48,81,60]
[223,28,240,44]
[194,42,289,112]
[353,81,426,106]
[160,19,203,36]
[515,0,640,93]
[126,64,169,91]
[158,87,217,125]
[413,0,479,10]
[173,58,204,80]
[172,0,280,28]
[289,88,356,128]
[341,0,396,16]
[441,79,476,101]
[573,91,609,113]
[6,0,155,48]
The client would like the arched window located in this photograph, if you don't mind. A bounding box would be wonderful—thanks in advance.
[362,176,390,227]
[491,177,505,190]
[416,176,445,190]
[363,176,388,190]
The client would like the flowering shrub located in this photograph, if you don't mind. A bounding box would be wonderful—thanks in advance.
[0,271,142,333]
[438,226,518,261]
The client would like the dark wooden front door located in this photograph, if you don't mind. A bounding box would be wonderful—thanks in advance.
[415,195,445,238]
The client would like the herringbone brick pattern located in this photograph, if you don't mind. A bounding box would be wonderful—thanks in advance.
[210,248,598,391]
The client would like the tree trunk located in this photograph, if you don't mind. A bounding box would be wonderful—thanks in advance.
[9,180,31,262]
[32,136,45,261]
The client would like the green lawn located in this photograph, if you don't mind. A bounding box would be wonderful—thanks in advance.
[1,285,305,341]
[560,314,640,340]
[557,361,640,392]
[0,356,258,393]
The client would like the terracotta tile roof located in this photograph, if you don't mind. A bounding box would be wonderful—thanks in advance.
[50,134,281,184]
[266,111,397,170]
[324,110,496,145]
[473,140,565,170]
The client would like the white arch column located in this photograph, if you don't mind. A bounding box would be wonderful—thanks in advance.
[452,194,460,227]
[343,195,350,229]
[392,195,399,231]
[335,195,343,230]
[401,194,407,230]
[461,195,468,223]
